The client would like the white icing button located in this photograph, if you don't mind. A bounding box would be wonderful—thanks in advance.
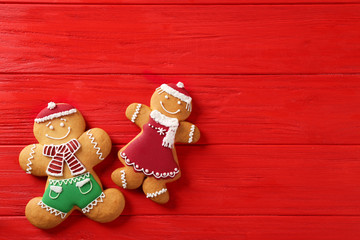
[49,125,54,130]
[60,122,65,127]
[177,101,181,105]
[165,95,169,99]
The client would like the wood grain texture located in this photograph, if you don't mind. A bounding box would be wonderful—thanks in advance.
[2,216,360,240]
[3,144,360,216]
[0,5,360,74]
[2,0,360,3]
[0,74,360,145]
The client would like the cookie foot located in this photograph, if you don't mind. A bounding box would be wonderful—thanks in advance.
[111,166,145,189]
[83,188,125,223]
[142,177,170,204]
[25,197,67,229]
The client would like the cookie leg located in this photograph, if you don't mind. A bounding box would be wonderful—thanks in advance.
[83,188,125,223]
[25,197,67,229]
[142,177,171,204]
[111,166,145,189]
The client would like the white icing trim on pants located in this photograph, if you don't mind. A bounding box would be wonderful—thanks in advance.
[82,192,106,214]
[38,200,67,219]
[49,172,90,186]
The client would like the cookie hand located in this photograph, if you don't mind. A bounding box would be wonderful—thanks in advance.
[77,128,112,168]
[125,103,151,128]
[175,121,200,144]
[19,144,49,176]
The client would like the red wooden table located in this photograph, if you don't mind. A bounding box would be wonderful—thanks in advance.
[1,0,360,239]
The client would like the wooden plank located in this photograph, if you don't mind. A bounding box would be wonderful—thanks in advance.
[3,144,360,216]
[1,215,360,240]
[0,5,359,74]
[2,0,360,4]
[1,74,360,145]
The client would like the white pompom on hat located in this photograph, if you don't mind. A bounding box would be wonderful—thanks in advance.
[156,82,192,111]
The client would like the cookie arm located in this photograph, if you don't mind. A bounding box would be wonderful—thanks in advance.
[125,103,151,128]
[175,121,200,144]
[77,128,112,168]
[19,144,49,176]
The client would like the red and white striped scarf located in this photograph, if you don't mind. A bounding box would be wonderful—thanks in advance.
[43,139,86,177]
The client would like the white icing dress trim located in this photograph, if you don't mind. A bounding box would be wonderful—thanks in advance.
[35,109,77,123]
[38,200,67,219]
[146,188,167,198]
[49,172,90,186]
[121,152,179,179]
[131,104,142,123]
[120,170,127,189]
[26,144,36,174]
[86,130,105,160]
[188,125,195,143]
[150,110,179,149]
[82,192,105,214]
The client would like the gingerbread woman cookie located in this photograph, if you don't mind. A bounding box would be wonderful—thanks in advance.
[111,82,200,204]
[19,102,125,229]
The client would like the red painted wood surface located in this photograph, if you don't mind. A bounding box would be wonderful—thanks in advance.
[0,1,360,239]
[1,74,360,145]
[1,5,360,74]
[3,0,360,3]
[2,216,360,240]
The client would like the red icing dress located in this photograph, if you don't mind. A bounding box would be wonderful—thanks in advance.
[120,110,180,179]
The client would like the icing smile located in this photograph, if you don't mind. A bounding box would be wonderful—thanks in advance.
[160,101,180,115]
[46,127,71,140]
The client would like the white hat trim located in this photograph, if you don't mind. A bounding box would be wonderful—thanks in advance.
[35,109,77,123]
[158,84,192,104]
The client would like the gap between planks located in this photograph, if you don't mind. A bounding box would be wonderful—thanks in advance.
[1,2,360,5]
[1,72,360,76]
[5,214,360,217]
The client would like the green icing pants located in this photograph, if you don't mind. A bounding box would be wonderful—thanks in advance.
[41,172,103,214]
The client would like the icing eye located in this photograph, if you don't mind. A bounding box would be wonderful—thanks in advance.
[165,95,169,99]
[177,101,181,105]
[49,125,54,130]
[60,122,65,127]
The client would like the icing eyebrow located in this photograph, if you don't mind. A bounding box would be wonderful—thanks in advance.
[60,118,67,122]
[46,122,52,127]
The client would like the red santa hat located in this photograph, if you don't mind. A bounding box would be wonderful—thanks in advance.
[34,102,77,123]
[156,82,192,111]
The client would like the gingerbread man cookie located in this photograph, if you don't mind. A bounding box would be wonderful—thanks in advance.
[19,102,125,229]
[112,82,200,204]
